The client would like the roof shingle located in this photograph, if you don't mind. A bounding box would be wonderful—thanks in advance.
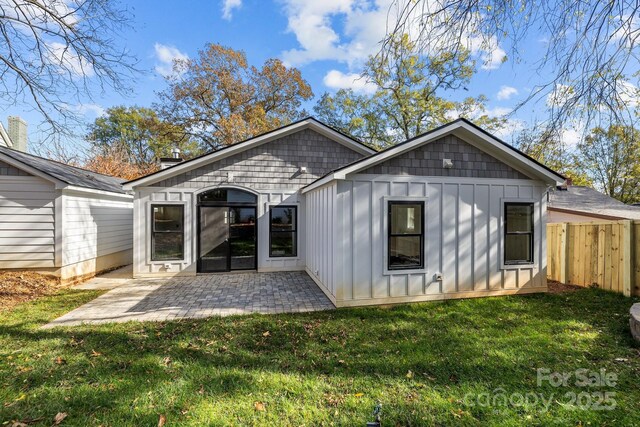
[549,186,640,220]
[0,146,126,194]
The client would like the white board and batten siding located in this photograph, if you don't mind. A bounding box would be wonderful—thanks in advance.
[133,186,305,277]
[61,189,133,276]
[306,175,548,307]
[305,183,338,303]
[0,175,56,269]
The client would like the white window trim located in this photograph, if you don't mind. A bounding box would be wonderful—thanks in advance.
[147,201,187,264]
[265,201,300,260]
[500,198,537,270]
[382,196,429,276]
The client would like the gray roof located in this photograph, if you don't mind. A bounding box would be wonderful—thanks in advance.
[549,186,640,220]
[0,145,126,194]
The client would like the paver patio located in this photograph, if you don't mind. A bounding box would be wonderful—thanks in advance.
[44,268,335,328]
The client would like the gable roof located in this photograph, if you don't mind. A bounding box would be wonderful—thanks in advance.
[122,117,376,190]
[0,145,127,194]
[302,118,565,193]
[549,186,640,220]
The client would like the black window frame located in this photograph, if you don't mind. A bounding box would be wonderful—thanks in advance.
[503,202,534,265]
[151,204,185,261]
[387,200,425,271]
[269,205,298,258]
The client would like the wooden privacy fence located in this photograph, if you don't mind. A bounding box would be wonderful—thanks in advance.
[547,221,640,296]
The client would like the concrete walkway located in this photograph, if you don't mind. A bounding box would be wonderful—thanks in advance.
[44,267,334,328]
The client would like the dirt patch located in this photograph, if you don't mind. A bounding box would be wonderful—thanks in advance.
[0,271,63,311]
[547,280,583,294]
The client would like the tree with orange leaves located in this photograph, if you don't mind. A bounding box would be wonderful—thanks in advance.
[83,146,158,181]
[155,43,313,149]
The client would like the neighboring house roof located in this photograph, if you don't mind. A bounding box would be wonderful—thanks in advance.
[548,186,640,220]
[0,145,126,194]
[123,117,376,190]
[302,118,566,193]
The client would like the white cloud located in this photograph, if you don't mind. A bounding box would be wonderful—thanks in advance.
[496,85,518,101]
[466,35,507,70]
[493,118,526,141]
[557,119,586,147]
[546,84,574,108]
[611,15,640,47]
[75,103,105,117]
[485,106,512,117]
[154,43,188,77]
[280,0,356,66]
[480,46,506,70]
[279,0,508,72]
[323,70,377,94]
[222,0,242,20]
[560,128,581,146]
[618,80,640,108]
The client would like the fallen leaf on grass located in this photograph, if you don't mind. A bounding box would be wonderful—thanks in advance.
[90,350,101,357]
[262,331,270,337]
[4,394,26,407]
[53,412,67,425]
[158,414,166,427]
[11,421,28,427]
[614,358,628,362]
[54,357,66,365]
[254,402,266,411]
[406,370,414,379]
[353,393,364,398]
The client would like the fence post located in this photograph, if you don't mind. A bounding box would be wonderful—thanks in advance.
[560,223,568,284]
[622,220,632,297]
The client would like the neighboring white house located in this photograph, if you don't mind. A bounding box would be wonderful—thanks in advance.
[548,185,640,222]
[0,146,133,282]
[123,117,565,307]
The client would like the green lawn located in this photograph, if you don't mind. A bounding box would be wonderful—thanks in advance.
[1,288,639,426]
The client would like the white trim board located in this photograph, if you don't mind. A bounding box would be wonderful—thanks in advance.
[123,118,376,190]
[302,119,565,193]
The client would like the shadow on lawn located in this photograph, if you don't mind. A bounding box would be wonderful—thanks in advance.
[0,288,639,425]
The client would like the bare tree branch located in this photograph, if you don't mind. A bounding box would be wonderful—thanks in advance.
[384,0,640,129]
[0,0,138,142]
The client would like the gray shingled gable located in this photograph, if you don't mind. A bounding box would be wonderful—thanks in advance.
[359,134,529,179]
[0,146,126,193]
[151,128,366,189]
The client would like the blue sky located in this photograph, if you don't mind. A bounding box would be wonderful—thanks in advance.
[4,0,570,153]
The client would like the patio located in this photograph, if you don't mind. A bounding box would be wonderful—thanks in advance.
[44,267,335,328]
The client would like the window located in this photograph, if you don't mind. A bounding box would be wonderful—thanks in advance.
[504,202,534,265]
[388,201,424,270]
[269,206,297,257]
[151,205,184,261]
[198,189,257,204]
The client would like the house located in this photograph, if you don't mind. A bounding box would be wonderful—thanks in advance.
[548,185,640,222]
[123,117,565,307]
[0,146,133,282]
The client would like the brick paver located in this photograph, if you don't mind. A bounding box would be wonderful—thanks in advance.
[44,271,335,328]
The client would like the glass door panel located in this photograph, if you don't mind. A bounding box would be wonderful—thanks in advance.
[229,207,256,270]
[199,207,229,272]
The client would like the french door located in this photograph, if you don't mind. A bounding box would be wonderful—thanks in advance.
[198,206,257,272]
